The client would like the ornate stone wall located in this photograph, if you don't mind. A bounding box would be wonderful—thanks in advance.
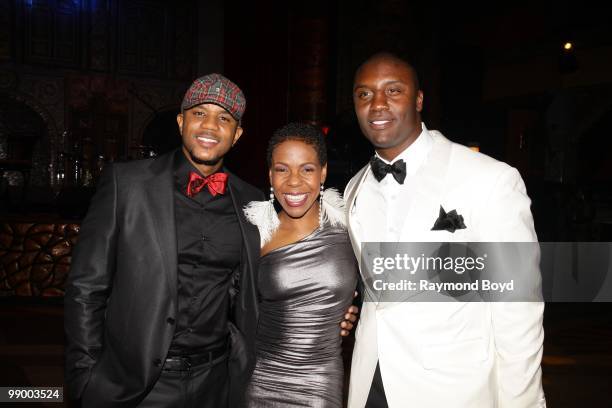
[0,0,196,189]
[0,222,79,296]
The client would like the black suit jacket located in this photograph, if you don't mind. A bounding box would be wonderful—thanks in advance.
[64,150,263,407]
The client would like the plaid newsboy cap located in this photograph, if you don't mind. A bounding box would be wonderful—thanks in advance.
[181,73,246,121]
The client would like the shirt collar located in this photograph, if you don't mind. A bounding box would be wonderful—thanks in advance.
[172,149,230,190]
[375,122,432,176]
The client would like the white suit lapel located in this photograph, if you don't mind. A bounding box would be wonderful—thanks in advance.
[346,164,370,264]
[399,131,453,240]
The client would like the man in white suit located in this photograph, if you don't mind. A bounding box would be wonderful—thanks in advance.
[345,52,546,407]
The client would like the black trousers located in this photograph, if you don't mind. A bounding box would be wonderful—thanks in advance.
[138,353,229,408]
[365,362,389,408]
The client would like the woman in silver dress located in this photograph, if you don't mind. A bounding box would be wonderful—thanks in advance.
[244,123,359,407]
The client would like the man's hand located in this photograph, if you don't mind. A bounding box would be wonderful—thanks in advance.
[340,291,360,337]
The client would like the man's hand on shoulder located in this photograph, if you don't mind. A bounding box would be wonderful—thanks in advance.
[340,291,359,337]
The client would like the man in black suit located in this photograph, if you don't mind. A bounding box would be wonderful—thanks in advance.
[65,74,265,407]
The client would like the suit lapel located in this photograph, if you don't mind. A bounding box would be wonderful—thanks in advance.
[227,175,261,320]
[347,164,370,261]
[401,132,452,239]
[144,152,178,300]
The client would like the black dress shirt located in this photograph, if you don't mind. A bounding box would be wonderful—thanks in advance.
[168,150,241,355]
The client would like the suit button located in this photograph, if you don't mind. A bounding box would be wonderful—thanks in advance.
[153,358,162,367]
[201,234,208,241]
[166,317,175,325]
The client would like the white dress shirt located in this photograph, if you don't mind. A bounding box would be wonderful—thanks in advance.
[354,122,433,243]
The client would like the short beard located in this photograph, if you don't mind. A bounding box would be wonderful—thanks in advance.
[189,152,222,167]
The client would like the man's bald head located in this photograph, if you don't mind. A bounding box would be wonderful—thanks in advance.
[352,52,424,161]
[355,52,420,91]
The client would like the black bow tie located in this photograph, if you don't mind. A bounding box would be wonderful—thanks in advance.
[370,156,407,184]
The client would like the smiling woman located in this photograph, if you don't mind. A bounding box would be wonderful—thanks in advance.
[242,123,358,407]
[267,137,326,244]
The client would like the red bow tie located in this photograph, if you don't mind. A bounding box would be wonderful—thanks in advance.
[186,171,228,197]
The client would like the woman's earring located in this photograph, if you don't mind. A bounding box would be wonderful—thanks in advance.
[270,186,275,204]
[318,184,324,227]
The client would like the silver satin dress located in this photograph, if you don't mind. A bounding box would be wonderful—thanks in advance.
[245,225,358,407]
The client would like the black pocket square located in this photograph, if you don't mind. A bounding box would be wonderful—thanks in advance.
[431,206,466,233]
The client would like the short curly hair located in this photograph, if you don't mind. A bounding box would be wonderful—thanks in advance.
[266,122,327,167]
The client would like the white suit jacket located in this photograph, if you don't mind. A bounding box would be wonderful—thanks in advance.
[345,130,546,408]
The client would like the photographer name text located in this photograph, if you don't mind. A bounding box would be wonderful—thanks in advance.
[372,279,514,293]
